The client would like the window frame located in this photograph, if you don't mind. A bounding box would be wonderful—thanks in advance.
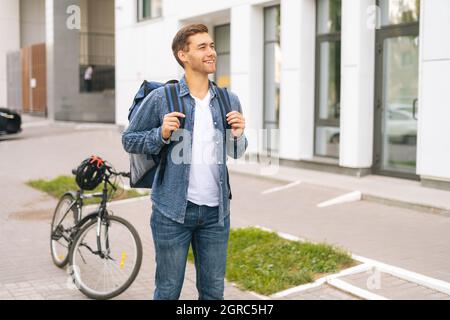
[314,0,342,159]
[377,0,420,28]
[262,4,281,153]
[214,24,231,89]
[137,0,162,22]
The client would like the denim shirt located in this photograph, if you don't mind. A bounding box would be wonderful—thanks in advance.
[122,76,248,226]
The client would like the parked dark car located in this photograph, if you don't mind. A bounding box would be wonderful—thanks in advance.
[0,108,22,135]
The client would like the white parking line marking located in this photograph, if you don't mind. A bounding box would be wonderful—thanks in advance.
[271,263,372,298]
[261,180,302,195]
[255,225,308,242]
[317,191,362,208]
[352,254,450,295]
[327,278,388,300]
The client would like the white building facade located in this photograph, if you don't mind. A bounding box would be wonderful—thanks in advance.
[115,0,449,189]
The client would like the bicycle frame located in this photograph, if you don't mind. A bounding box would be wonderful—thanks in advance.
[52,173,117,258]
[93,174,115,259]
[52,163,131,267]
[51,163,141,299]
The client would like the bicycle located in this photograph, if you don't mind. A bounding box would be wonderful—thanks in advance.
[50,160,143,300]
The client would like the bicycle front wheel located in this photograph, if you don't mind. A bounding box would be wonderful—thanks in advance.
[68,215,143,300]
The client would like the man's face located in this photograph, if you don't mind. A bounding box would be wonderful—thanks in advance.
[180,32,217,74]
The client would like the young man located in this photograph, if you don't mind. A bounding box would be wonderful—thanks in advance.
[122,24,248,300]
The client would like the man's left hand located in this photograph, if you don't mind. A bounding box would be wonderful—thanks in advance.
[226,111,246,138]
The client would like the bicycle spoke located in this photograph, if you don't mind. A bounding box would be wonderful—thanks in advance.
[104,261,115,292]
[56,200,77,227]
[55,240,69,249]
[103,262,107,293]
[70,216,141,299]
[77,247,87,265]
[93,263,106,291]
[105,259,127,284]
[105,260,113,291]
[80,242,97,256]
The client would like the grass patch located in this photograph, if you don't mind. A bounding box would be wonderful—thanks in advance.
[188,227,355,295]
[27,175,147,205]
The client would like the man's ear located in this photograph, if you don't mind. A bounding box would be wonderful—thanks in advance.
[178,50,188,66]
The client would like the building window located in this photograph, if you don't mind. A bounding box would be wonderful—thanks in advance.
[314,0,341,158]
[79,32,115,93]
[214,24,230,89]
[379,0,420,27]
[263,5,281,153]
[137,0,162,21]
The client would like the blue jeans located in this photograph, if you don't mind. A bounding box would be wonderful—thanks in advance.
[150,200,230,300]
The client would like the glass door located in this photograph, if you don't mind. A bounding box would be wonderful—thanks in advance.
[373,0,420,179]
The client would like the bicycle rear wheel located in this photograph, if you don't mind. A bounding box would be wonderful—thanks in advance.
[50,193,78,268]
[69,215,143,300]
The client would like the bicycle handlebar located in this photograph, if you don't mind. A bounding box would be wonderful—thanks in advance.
[104,163,130,178]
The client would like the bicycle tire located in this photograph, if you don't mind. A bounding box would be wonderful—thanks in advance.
[50,193,78,268]
[68,215,143,300]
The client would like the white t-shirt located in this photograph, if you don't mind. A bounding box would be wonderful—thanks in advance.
[186,90,220,207]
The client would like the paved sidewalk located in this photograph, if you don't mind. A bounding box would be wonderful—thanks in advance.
[1,118,450,300]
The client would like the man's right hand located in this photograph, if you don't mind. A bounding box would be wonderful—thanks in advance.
[161,112,186,140]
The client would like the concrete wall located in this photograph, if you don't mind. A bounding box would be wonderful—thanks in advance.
[20,0,46,47]
[79,0,115,34]
[417,0,450,181]
[6,51,22,111]
[279,0,316,160]
[88,0,115,34]
[0,0,20,109]
[229,4,264,155]
[339,0,375,168]
[80,0,115,66]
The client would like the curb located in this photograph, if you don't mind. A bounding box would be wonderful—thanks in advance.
[361,194,450,216]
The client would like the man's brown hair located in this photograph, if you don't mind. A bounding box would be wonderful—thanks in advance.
[172,23,209,68]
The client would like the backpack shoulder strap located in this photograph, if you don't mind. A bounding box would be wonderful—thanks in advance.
[158,81,185,186]
[213,84,235,200]
[163,82,185,128]
[215,86,232,129]
[216,85,238,160]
